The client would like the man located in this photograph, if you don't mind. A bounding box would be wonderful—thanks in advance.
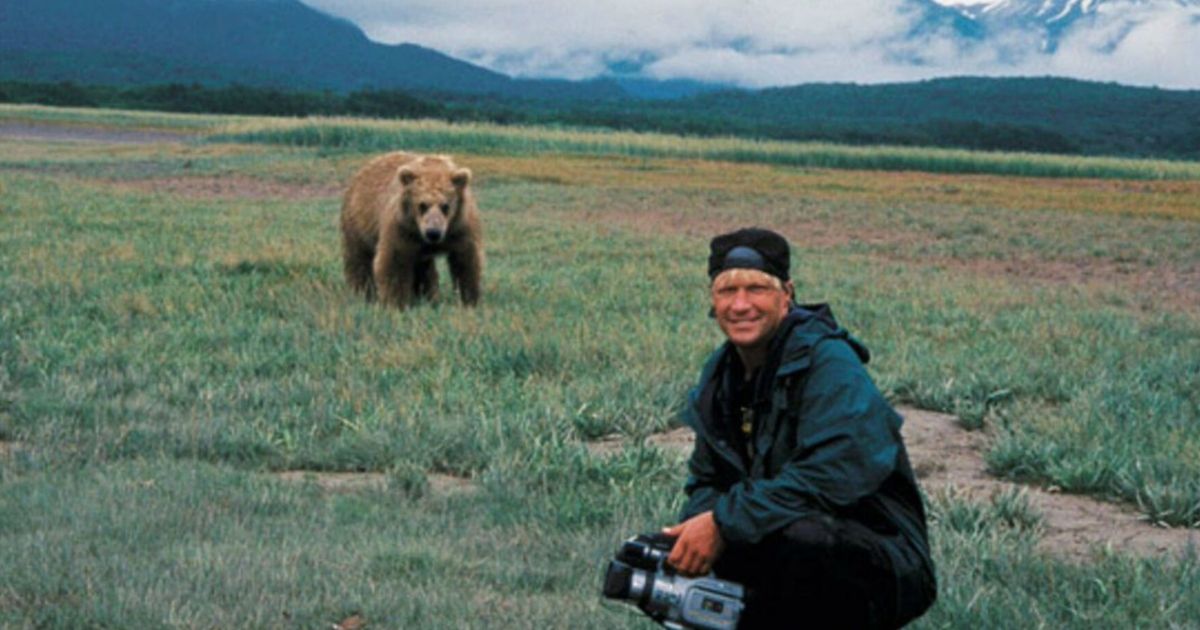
[663,228,937,629]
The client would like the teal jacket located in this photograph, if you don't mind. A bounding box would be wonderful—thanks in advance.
[679,304,935,617]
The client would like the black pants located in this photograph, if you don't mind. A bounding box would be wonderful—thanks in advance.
[713,515,909,630]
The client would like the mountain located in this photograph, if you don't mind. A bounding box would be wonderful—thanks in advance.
[674,76,1200,157]
[934,0,1101,22]
[931,0,1200,51]
[0,0,624,100]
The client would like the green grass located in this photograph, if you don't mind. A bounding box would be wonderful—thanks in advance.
[210,117,1200,181]
[2,107,1199,627]
[0,103,237,132]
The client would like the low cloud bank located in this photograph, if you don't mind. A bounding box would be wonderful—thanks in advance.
[302,0,1200,89]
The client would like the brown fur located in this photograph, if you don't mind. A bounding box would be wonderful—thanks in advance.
[340,152,483,308]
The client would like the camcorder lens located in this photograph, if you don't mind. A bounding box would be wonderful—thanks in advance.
[602,561,635,600]
[618,535,671,568]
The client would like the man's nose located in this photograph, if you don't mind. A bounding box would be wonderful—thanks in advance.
[730,289,753,310]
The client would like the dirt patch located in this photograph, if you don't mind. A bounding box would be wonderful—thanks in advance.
[923,256,1200,311]
[900,407,1196,561]
[597,208,920,250]
[275,471,389,492]
[0,441,20,458]
[592,406,1198,562]
[112,175,342,201]
[273,470,477,496]
[587,427,696,458]
[595,207,1200,311]
[428,473,478,496]
[0,122,191,145]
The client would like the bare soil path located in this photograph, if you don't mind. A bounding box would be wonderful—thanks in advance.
[114,175,342,201]
[898,407,1196,561]
[0,122,191,145]
[270,405,1199,563]
[591,406,1198,562]
[273,470,476,496]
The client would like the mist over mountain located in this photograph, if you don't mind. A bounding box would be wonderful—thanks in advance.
[0,0,623,99]
[301,0,1200,90]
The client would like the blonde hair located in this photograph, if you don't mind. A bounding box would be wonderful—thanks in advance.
[711,268,784,292]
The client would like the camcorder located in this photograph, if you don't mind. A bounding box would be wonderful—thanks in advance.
[602,533,745,630]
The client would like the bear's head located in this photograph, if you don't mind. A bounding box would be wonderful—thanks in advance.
[397,156,471,245]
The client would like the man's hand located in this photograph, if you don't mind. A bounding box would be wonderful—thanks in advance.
[663,511,726,577]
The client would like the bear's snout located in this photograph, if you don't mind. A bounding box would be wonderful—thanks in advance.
[423,228,445,243]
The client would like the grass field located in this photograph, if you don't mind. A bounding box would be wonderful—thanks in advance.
[1,104,1198,627]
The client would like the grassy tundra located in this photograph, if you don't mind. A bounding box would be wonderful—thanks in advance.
[1,104,1198,627]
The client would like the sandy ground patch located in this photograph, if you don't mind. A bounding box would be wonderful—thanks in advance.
[597,207,1199,311]
[899,407,1197,561]
[11,408,1189,563]
[275,470,389,492]
[0,122,190,145]
[273,470,477,497]
[113,175,342,201]
[591,406,1198,562]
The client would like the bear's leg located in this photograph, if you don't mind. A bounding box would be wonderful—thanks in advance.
[414,257,439,302]
[448,244,482,306]
[373,247,413,309]
[343,238,376,299]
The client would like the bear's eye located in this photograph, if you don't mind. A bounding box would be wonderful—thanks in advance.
[440,203,450,213]
[418,202,430,215]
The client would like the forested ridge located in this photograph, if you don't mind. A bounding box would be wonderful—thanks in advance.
[4,76,1198,160]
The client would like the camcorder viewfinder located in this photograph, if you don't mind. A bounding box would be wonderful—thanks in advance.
[602,533,744,630]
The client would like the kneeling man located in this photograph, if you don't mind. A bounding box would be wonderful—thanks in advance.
[664,228,937,629]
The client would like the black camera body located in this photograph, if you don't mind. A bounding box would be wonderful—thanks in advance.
[602,533,745,630]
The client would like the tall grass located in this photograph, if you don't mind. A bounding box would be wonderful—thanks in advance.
[0,103,238,132]
[2,111,1199,626]
[211,117,1200,181]
[2,454,1197,628]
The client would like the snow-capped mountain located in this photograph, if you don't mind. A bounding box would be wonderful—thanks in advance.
[933,0,1101,23]
[928,0,1200,52]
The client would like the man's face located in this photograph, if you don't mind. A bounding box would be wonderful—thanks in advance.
[711,270,793,352]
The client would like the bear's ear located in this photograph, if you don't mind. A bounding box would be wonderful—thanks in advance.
[451,167,471,189]
[398,165,417,186]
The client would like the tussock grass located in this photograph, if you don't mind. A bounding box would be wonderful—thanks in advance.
[0,103,238,132]
[211,116,1200,181]
[924,489,1200,627]
[2,108,1200,626]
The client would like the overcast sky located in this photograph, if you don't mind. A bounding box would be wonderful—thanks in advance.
[300,0,1200,90]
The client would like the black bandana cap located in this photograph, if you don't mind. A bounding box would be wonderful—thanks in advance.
[708,227,790,283]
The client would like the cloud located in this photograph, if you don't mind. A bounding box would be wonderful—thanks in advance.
[300,0,1200,89]
[1037,3,1200,88]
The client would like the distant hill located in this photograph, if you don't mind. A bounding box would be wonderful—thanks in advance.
[519,76,1200,159]
[671,77,1200,157]
[0,0,624,100]
[4,75,1199,160]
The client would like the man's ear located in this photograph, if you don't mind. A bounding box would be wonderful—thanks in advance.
[784,280,796,302]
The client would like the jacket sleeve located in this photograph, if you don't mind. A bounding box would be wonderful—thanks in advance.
[712,339,902,544]
[678,386,727,522]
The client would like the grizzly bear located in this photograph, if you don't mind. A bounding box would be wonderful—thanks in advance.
[340,152,483,308]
